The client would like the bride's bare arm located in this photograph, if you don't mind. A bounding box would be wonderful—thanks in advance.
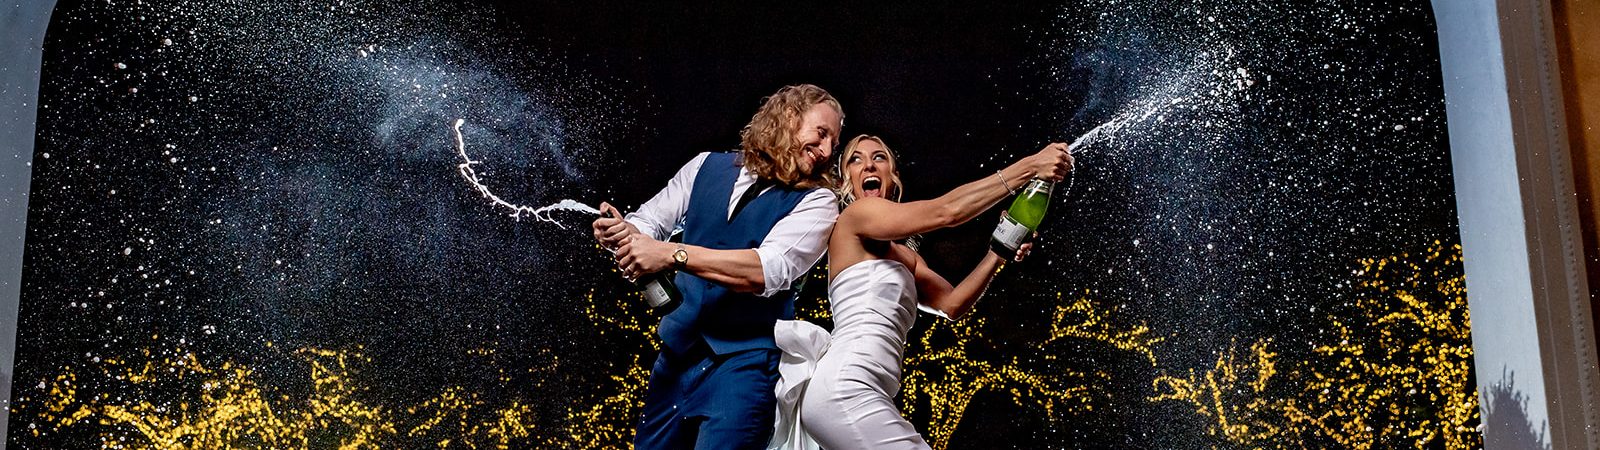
[837,143,1071,242]
[913,240,1032,320]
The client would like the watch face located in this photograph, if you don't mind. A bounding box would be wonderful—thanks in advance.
[674,249,688,263]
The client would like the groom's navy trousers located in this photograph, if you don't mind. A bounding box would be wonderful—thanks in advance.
[636,345,782,450]
[633,152,812,450]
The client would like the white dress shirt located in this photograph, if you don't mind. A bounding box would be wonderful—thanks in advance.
[626,152,839,298]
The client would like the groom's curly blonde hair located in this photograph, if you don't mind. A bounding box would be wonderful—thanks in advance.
[738,84,842,190]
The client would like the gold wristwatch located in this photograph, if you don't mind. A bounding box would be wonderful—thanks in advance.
[672,245,688,269]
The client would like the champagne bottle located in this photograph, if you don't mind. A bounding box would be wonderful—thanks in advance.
[639,267,681,310]
[990,178,1053,256]
[604,210,682,310]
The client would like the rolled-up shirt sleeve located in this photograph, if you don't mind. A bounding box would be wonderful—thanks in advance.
[754,188,840,297]
[625,152,708,241]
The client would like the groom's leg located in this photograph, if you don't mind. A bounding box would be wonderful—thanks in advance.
[635,351,699,450]
[690,349,781,450]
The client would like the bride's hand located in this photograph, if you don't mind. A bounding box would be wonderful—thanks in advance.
[1013,236,1036,262]
[1017,143,1073,182]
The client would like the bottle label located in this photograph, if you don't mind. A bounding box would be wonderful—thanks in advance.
[643,280,673,308]
[991,215,1030,250]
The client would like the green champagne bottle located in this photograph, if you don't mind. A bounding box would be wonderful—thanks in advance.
[639,227,685,310]
[990,178,1053,256]
[640,270,681,310]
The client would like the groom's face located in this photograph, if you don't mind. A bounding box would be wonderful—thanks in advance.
[794,103,842,176]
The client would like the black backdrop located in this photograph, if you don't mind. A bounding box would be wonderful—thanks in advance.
[9,1,1467,448]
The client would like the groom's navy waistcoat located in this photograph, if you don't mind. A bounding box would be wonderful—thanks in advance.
[659,152,812,355]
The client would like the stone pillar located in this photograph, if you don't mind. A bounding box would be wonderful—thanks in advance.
[1435,0,1600,448]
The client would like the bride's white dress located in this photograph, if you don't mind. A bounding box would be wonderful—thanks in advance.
[769,259,929,450]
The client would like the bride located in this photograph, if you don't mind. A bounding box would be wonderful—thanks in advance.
[770,135,1073,450]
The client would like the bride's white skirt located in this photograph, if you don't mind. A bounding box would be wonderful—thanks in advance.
[768,259,930,450]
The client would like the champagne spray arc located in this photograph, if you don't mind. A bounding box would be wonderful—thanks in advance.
[452,118,678,308]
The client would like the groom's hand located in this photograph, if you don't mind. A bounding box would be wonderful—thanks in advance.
[592,202,634,250]
[616,234,675,280]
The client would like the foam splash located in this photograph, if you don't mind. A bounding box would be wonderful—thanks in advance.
[537,198,602,216]
[452,118,599,228]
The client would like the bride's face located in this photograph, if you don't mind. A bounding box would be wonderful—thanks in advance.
[844,139,897,201]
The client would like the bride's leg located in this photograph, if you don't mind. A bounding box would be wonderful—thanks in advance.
[800,358,931,450]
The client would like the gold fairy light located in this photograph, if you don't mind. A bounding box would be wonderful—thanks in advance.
[791,268,834,321]
[1149,339,1284,442]
[547,356,650,448]
[1300,241,1478,449]
[544,288,659,449]
[14,242,1477,449]
[1150,241,1479,449]
[18,343,555,449]
[899,293,1161,450]
[1046,293,1161,365]
[28,345,391,448]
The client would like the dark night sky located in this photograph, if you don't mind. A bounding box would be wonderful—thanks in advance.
[10,0,1460,447]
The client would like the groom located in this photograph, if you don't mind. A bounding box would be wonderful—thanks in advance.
[592,84,842,449]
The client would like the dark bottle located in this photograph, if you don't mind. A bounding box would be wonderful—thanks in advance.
[603,210,681,310]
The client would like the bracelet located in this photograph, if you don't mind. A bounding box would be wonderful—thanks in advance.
[995,170,1017,195]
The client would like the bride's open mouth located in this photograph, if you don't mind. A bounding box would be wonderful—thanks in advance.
[861,176,883,198]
